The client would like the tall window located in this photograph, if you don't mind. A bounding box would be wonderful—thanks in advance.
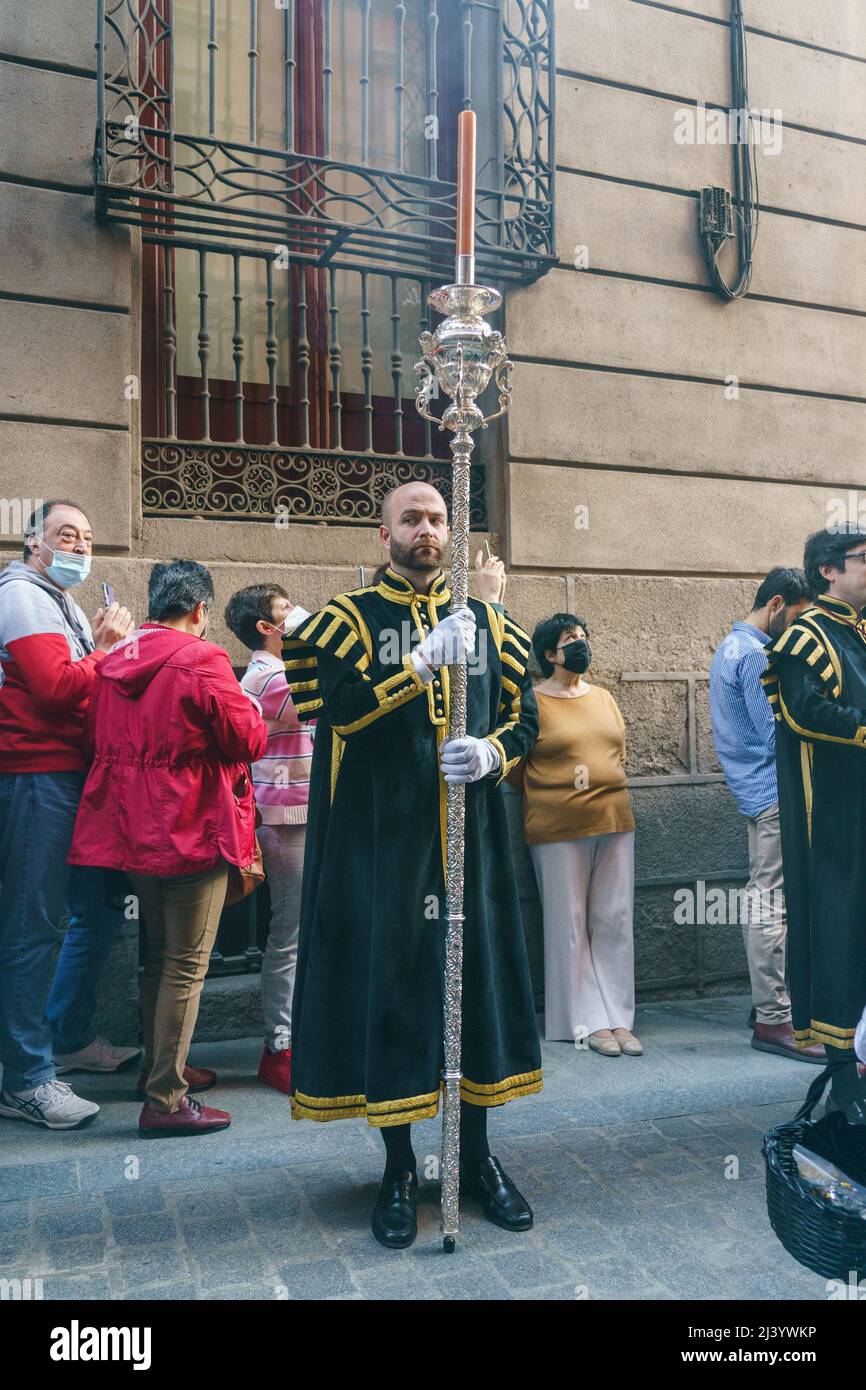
[97,0,554,528]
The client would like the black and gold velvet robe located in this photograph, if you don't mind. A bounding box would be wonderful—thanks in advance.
[281,565,542,1126]
[761,594,866,1051]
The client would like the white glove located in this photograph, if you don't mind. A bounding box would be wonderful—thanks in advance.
[411,608,476,683]
[440,736,500,784]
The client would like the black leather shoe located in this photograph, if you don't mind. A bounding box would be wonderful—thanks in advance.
[461,1154,533,1231]
[371,1169,418,1249]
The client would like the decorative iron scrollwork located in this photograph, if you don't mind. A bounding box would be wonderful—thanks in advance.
[142,441,488,528]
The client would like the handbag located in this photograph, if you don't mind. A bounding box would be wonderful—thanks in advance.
[224,776,265,907]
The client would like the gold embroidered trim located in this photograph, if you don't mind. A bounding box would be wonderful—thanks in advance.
[330,732,344,804]
[459,1067,543,1097]
[460,1076,544,1107]
[290,1069,544,1125]
[799,741,813,845]
[367,1088,441,1115]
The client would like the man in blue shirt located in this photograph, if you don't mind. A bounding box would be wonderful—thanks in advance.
[710,567,824,1062]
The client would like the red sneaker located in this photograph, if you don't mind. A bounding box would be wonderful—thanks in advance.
[139,1095,230,1137]
[258,1045,292,1095]
[136,1065,217,1100]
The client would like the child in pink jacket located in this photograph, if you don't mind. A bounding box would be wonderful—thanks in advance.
[225,584,314,1095]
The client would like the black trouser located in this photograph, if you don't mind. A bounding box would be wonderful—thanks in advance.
[380,1101,490,1176]
[827,1043,866,1114]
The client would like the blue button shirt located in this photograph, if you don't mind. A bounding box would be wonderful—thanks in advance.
[709,621,777,819]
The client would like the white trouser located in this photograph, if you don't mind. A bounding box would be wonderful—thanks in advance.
[530,831,636,1042]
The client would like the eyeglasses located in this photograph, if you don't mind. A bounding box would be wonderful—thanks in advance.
[844,549,866,565]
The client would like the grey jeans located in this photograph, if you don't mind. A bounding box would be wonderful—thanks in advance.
[744,802,791,1026]
[258,823,306,1052]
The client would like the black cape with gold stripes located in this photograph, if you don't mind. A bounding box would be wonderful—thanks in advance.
[281,564,543,1126]
[761,594,866,1051]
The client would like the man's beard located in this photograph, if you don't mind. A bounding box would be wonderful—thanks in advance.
[768,611,788,639]
[390,536,442,572]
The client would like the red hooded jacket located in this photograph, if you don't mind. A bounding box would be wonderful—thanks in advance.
[68,624,268,877]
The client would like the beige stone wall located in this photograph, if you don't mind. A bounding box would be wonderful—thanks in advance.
[504,1,866,757]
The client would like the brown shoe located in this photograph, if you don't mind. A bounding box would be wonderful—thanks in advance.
[136,1065,217,1100]
[138,1095,231,1137]
[751,1021,826,1065]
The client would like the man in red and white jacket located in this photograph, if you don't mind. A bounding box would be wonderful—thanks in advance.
[0,500,139,1132]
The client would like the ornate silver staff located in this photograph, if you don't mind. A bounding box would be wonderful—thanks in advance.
[413,111,514,1253]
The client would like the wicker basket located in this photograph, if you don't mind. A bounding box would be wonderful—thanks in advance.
[763,1065,866,1281]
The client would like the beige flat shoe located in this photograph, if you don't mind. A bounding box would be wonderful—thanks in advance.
[613,1029,643,1056]
[588,1031,621,1057]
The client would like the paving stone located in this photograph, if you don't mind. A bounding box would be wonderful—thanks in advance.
[110,1246,191,1289]
[38,1237,107,1271]
[123,1283,200,1300]
[34,1198,104,1239]
[170,1192,242,1223]
[430,1269,512,1300]
[181,1216,251,1250]
[542,1221,631,1262]
[111,1214,177,1246]
[0,1201,29,1231]
[574,1257,666,1298]
[191,1242,268,1288]
[208,1284,274,1300]
[640,1151,705,1179]
[276,1256,358,1300]
[253,1219,328,1262]
[0,1231,30,1262]
[487,1247,574,1291]
[43,1272,113,1300]
[241,1191,303,1224]
[103,1185,167,1216]
[0,1162,79,1202]
[352,1267,441,1300]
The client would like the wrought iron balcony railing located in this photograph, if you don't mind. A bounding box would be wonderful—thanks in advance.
[94,0,556,285]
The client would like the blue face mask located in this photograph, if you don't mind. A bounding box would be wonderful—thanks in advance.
[37,540,91,589]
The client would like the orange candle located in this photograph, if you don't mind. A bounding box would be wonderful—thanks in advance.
[456,109,476,259]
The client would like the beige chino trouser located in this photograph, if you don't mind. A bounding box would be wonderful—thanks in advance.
[743,803,791,1027]
[130,863,229,1112]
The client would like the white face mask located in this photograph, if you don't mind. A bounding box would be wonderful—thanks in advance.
[281,604,311,633]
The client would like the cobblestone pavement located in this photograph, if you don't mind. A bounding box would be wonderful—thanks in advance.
[0,996,836,1300]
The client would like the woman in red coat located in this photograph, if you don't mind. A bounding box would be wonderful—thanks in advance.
[69,560,267,1136]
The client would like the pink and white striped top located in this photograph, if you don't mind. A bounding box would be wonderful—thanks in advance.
[239,650,314,825]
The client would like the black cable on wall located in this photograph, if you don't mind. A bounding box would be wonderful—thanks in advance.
[701,0,761,301]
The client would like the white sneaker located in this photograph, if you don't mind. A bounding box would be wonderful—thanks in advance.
[0,1079,100,1129]
[54,1035,142,1074]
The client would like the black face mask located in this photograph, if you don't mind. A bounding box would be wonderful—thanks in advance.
[560,639,591,673]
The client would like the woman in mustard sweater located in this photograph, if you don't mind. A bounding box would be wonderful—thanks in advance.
[510,613,640,1057]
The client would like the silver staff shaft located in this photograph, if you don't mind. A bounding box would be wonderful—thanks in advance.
[414,280,514,1252]
[440,426,472,1251]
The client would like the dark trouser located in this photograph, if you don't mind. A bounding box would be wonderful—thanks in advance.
[380,1101,491,1176]
[827,1042,866,1111]
[0,771,123,1092]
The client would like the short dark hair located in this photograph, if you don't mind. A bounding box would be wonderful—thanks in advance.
[532,613,590,678]
[148,559,214,621]
[224,583,289,650]
[753,566,811,611]
[23,499,87,558]
[804,524,866,596]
